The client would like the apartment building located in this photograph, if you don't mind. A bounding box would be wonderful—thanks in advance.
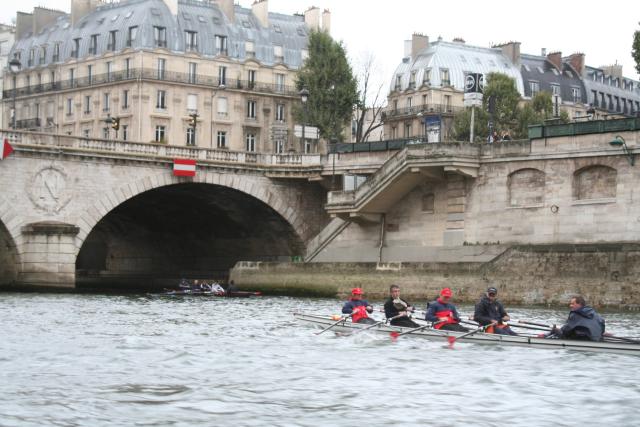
[0,23,16,129]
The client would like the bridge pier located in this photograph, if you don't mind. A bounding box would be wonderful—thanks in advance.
[18,222,79,289]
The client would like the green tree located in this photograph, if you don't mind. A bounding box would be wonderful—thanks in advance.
[295,31,359,142]
[633,23,640,75]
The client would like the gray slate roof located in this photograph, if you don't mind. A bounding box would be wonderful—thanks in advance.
[11,0,308,69]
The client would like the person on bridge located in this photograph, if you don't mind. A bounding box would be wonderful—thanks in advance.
[425,288,469,332]
[342,288,376,324]
[384,284,420,327]
[473,287,517,335]
[540,295,605,341]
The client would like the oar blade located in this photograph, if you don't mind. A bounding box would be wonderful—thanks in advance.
[447,335,456,349]
[390,331,399,342]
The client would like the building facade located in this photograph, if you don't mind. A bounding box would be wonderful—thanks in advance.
[0,23,16,129]
[384,35,640,142]
[3,0,330,153]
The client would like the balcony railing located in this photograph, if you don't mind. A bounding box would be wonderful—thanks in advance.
[381,103,464,120]
[15,118,41,129]
[3,68,300,98]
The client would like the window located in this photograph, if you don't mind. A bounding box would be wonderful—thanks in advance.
[274,45,283,59]
[404,123,412,137]
[103,127,109,139]
[156,90,166,109]
[217,97,228,117]
[215,35,228,55]
[529,81,539,96]
[127,26,137,47]
[275,103,285,122]
[275,139,285,153]
[103,93,110,111]
[395,75,402,90]
[50,71,56,87]
[246,40,255,57]
[423,68,431,84]
[304,140,312,154]
[217,131,227,148]
[157,58,166,80]
[245,133,256,152]
[83,129,90,138]
[107,30,117,51]
[122,89,129,109]
[87,65,93,84]
[185,31,198,51]
[28,48,35,66]
[186,128,196,146]
[440,69,450,86]
[248,70,256,89]
[89,34,98,54]
[444,95,451,111]
[409,71,416,89]
[571,87,581,103]
[391,126,397,139]
[52,43,60,62]
[407,97,412,109]
[275,73,285,92]
[84,95,91,114]
[66,97,73,115]
[154,26,167,48]
[106,61,113,81]
[247,100,257,118]
[188,62,197,84]
[187,94,197,111]
[39,46,46,65]
[69,68,75,86]
[125,58,132,78]
[155,125,166,142]
[218,66,226,85]
[551,84,560,96]
[122,125,128,141]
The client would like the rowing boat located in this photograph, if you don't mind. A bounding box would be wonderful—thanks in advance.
[294,313,640,355]
[151,290,262,298]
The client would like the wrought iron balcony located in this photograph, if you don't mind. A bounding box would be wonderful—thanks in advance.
[381,103,464,120]
[15,118,41,129]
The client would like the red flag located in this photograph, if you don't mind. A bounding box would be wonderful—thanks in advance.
[173,158,196,177]
[1,138,13,160]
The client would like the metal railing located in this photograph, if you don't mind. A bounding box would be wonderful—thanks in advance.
[3,68,300,99]
[15,118,41,129]
[381,103,464,120]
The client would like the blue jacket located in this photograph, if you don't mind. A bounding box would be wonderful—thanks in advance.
[558,306,605,341]
[342,299,372,314]
[425,299,461,323]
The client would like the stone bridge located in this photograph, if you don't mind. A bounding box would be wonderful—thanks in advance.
[0,130,330,289]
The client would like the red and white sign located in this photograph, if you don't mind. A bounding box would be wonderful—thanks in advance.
[0,138,14,160]
[173,158,196,177]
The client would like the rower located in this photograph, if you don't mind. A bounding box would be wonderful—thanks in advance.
[227,280,239,293]
[210,281,225,295]
[425,288,469,332]
[342,288,376,324]
[384,284,420,327]
[473,287,517,335]
[539,295,605,341]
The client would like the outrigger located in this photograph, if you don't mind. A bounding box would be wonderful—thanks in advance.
[294,313,640,355]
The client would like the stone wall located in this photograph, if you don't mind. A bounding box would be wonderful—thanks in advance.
[232,243,640,309]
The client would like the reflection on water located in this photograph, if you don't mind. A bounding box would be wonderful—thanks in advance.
[1,293,639,427]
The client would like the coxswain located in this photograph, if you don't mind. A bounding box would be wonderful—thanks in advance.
[473,287,517,335]
[425,288,469,332]
[384,284,420,327]
[342,288,376,324]
[540,295,605,341]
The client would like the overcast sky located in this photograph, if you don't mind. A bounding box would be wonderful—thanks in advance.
[3,0,639,90]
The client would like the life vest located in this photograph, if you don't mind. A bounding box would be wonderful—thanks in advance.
[433,298,457,329]
[351,305,369,323]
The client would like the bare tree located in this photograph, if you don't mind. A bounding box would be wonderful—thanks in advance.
[354,52,386,143]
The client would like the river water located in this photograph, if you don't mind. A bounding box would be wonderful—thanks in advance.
[1,293,639,427]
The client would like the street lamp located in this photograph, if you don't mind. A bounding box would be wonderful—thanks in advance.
[9,58,21,129]
[299,88,309,153]
[609,135,635,166]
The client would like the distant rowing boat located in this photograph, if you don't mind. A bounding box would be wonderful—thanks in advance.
[151,290,262,298]
[294,313,640,355]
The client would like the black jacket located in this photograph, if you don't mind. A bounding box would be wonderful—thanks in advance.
[473,295,508,326]
[384,297,413,319]
[558,306,605,341]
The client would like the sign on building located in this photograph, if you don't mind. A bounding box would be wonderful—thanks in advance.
[463,73,484,107]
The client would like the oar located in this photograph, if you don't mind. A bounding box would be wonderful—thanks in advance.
[602,333,640,344]
[508,323,550,332]
[348,314,404,336]
[447,324,490,347]
[315,314,352,335]
[390,320,446,340]
[515,320,553,328]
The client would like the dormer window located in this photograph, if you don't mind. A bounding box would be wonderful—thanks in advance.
[215,35,227,55]
[28,48,35,66]
[423,68,431,84]
[185,31,198,51]
[52,43,60,62]
[127,26,137,47]
[39,46,46,65]
[89,34,98,55]
[154,26,167,48]
[72,38,80,58]
[440,68,450,86]
[395,74,402,90]
[245,40,255,57]
[107,30,117,51]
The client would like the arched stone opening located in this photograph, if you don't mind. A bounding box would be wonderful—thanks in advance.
[0,220,18,287]
[76,183,304,290]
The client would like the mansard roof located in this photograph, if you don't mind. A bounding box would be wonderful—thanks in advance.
[391,40,525,96]
[520,54,586,101]
[11,0,308,69]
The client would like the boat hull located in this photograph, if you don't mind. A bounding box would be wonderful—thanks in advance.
[294,313,640,355]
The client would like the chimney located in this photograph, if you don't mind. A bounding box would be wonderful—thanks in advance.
[304,6,320,31]
[163,0,178,17]
[602,64,623,79]
[547,51,562,71]
[403,40,412,59]
[33,7,66,35]
[498,41,520,65]
[322,9,331,33]
[251,0,268,28]
[411,33,429,59]
[541,48,546,56]
[568,53,585,76]
[71,0,102,26]
[216,0,235,22]
[16,11,34,40]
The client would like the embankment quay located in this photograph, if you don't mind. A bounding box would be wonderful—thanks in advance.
[1,119,639,307]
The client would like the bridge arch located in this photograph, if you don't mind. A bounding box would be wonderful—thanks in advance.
[0,199,21,286]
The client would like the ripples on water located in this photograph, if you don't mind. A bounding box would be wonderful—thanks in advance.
[1,293,639,427]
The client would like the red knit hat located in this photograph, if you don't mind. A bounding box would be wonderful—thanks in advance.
[351,288,363,295]
[440,287,453,297]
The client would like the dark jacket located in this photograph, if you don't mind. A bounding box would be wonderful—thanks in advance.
[384,297,413,319]
[425,299,461,324]
[558,306,605,341]
[342,299,372,314]
[474,296,508,326]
